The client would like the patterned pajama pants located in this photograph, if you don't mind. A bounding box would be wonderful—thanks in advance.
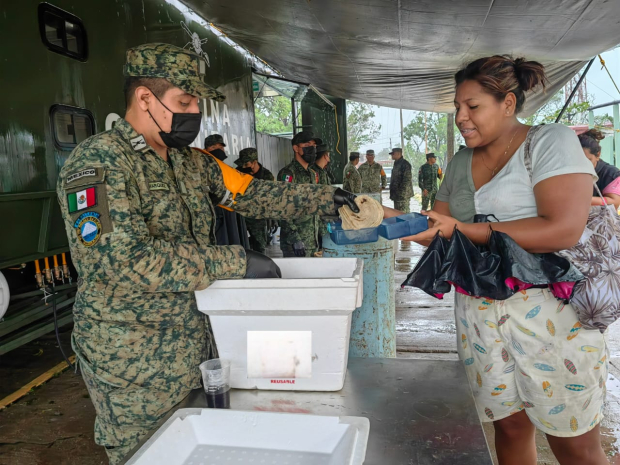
[456,288,608,437]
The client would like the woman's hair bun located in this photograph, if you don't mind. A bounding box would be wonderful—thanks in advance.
[582,128,605,141]
[512,57,547,93]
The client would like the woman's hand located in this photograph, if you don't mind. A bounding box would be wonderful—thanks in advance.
[401,210,463,244]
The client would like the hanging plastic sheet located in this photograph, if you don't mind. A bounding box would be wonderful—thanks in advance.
[402,228,584,301]
[186,0,620,114]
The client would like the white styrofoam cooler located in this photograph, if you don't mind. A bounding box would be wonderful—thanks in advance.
[195,258,363,391]
[126,409,370,465]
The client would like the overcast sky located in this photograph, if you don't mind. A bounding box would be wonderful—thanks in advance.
[359,48,620,154]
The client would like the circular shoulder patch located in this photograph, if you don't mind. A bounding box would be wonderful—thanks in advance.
[73,212,103,247]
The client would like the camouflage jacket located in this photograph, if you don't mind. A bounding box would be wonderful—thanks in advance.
[277,159,321,249]
[390,157,414,201]
[310,163,330,186]
[57,119,337,393]
[342,162,362,193]
[358,162,387,193]
[253,163,274,182]
[310,163,331,238]
[418,163,440,193]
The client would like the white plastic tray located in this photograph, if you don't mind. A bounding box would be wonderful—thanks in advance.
[126,408,370,465]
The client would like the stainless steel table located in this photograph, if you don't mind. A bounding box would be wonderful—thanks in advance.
[126,357,492,464]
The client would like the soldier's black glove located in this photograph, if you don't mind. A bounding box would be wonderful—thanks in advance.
[293,241,306,257]
[244,250,282,279]
[333,188,360,213]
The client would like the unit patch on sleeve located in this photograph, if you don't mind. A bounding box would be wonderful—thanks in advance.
[74,212,103,247]
[149,182,170,191]
[66,168,98,184]
[284,174,293,183]
[314,172,320,184]
[67,187,97,213]
[130,135,148,151]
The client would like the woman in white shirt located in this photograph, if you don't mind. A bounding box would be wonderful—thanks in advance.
[408,56,608,465]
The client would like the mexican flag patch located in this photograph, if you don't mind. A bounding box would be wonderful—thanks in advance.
[67,187,96,213]
[284,175,293,183]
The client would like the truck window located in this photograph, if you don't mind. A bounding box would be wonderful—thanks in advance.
[50,105,95,150]
[38,3,88,61]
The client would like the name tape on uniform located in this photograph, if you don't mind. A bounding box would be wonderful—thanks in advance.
[67,168,97,184]
[149,182,170,191]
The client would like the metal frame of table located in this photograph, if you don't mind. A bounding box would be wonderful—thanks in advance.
[125,357,492,464]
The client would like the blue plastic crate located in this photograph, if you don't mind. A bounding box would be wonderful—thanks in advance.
[327,222,379,245]
[378,213,428,240]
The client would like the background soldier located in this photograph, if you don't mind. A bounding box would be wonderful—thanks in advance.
[418,152,442,211]
[56,43,359,464]
[204,133,227,161]
[234,147,275,253]
[358,149,387,195]
[389,147,414,212]
[343,152,362,193]
[204,133,248,247]
[277,131,323,257]
[311,144,332,245]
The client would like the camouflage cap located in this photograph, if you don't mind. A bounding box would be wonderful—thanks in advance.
[205,134,226,147]
[316,144,330,155]
[123,43,225,102]
[234,147,258,165]
[366,149,375,155]
[389,148,402,154]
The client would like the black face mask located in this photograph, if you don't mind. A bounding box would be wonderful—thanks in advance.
[238,166,253,175]
[148,91,202,149]
[301,146,317,164]
[210,148,227,161]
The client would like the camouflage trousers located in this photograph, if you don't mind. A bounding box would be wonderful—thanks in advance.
[246,218,269,254]
[393,199,411,213]
[79,361,191,465]
[421,191,437,211]
[77,325,218,464]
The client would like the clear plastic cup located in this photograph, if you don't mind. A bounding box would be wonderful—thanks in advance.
[199,358,231,409]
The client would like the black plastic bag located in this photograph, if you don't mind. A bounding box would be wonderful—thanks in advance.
[402,228,584,301]
[401,232,451,298]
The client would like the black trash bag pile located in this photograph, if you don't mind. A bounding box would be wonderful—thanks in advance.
[402,228,584,301]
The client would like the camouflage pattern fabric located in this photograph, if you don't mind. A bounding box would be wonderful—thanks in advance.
[57,119,338,464]
[123,43,225,102]
[342,161,362,193]
[394,200,411,213]
[277,159,321,257]
[358,162,387,193]
[390,157,414,203]
[310,163,331,239]
[244,163,274,254]
[418,163,440,211]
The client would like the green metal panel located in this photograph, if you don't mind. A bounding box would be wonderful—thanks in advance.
[0,0,255,269]
[300,95,347,183]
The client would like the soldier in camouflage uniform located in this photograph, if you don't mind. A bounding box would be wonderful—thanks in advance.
[310,145,332,241]
[389,147,414,212]
[56,43,359,464]
[357,149,387,194]
[343,152,362,193]
[277,131,324,257]
[418,152,443,211]
[234,147,275,254]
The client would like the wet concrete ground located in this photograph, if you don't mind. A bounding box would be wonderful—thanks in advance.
[1,193,620,464]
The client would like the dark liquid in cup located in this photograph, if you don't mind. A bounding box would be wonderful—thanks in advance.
[206,388,230,409]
